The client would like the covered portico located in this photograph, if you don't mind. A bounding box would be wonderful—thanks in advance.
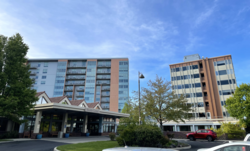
[19,103,129,139]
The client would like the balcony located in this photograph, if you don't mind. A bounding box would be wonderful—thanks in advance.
[204,96,208,100]
[30,71,37,75]
[200,68,204,72]
[29,65,38,69]
[76,88,84,91]
[65,82,85,85]
[97,71,111,74]
[66,76,85,80]
[101,93,110,97]
[75,93,84,97]
[201,77,205,81]
[101,106,110,109]
[205,106,210,110]
[101,100,110,103]
[64,88,73,91]
[67,65,86,69]
[96,81,110,85]
[96,76,110,80]
[97,65,111,68]
[67,71,86,75]
[102,87,110,91]
[65,94,72,97]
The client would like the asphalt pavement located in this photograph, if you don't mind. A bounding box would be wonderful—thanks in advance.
[178,140,228,151]
[0,140,68,151]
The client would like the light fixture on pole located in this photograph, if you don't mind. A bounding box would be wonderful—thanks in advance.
[138,71,144,125]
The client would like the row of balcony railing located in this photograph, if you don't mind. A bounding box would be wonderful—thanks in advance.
[66,76,85,79]
[67,71,86,74]
[65,82,85,85]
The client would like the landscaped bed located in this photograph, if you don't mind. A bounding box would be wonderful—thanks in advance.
[0,139,12,142]
[56,141,119,151]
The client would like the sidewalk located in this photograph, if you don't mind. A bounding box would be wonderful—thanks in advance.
[0,138,35,144]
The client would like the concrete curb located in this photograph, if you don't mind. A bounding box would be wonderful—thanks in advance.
[54,147,60,151]
[174,145,191,150]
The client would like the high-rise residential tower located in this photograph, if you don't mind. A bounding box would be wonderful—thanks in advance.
[28,58,129,112]
[164,54,237,132]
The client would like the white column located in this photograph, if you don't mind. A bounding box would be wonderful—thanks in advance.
[6,120,13,131]
[83,115,88,133]
[61,113,68,133]
[19,116,25,133]
[99,117,103,133]
[33,111,42,133]
[193,125,195,132]
[174,125,177,132]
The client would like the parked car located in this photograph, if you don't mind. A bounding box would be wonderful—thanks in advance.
[197,141,250,151]
[186,129,217,141]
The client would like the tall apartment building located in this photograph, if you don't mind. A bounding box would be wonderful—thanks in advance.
[28,58,129,112]
[164,54,237,132]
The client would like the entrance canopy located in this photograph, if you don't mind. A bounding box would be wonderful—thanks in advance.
[34,103,129,118]
[34,91,129,118]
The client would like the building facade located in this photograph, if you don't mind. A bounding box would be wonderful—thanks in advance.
[164,54,238,132]
[28,58,129,112]
[0,91,129,138]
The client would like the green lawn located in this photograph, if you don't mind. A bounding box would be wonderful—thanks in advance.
[57,141,119,151]
[0,139,12,142]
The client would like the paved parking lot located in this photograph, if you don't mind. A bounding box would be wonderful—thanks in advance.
[178,140,229,151]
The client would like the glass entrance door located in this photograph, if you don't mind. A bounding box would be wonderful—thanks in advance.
[89,123,99,135]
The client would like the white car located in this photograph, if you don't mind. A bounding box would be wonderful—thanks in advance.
[244,134,250,141]
[197,141,250,151]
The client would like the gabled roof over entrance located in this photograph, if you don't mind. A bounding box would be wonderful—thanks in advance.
[36,91,102,110]
[35,91,129,118]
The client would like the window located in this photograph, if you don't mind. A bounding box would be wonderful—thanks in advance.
[192,65,198,69]
[43,69,47,74]
[217,61,225,66]
[221,90,234,95]
[44,62,48,67]
[171,68,176,72]
[198,102,204,107]
[41,81,46,84]
[185,84,191,89]
[221,101,226,106]
[182,66,186,71]
[195,83,201,87]
[196,93,203,97]
[220,80,229,85]
[42,76,46,79]
[218,70,227,75]
[177,76,181,80]
[186,94,190,98]
[229,79,236,84]
[178,85,182,89]
[36,76,39,79]
[192,74,200,78]
[176,68,180,72]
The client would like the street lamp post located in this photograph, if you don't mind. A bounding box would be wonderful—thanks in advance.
[138,71,144,125]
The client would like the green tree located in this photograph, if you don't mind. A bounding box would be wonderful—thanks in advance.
[142,75,192,132]
[0,33,37,124]
[225,83,250,125]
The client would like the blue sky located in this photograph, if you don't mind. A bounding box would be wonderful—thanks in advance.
[0,0,250,93]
